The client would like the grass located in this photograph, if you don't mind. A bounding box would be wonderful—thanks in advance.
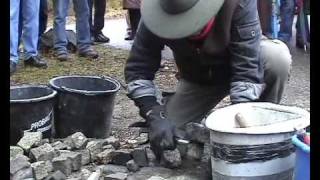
[10,45,130,86]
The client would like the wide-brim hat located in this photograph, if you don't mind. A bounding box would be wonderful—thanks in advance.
[141,0,225,39]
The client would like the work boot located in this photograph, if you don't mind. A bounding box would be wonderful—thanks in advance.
[24,55,48,68]
[54,51,70,61]
[78,49,99,59]
[10,60,17,75]
[93,32,110,43]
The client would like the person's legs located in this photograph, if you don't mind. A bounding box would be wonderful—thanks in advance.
[53,0,69,54]
[73,0,98,58]
[124,10,133,40]
[296,10,310,49]
[257,0,273,37]
[278,0,295,45]
[87,0,94,34]
[22,0,47,68]
[10,0,20,65]
[39,0,48,37]
[91,0,109,42]
[21,0,40,59]
[93,0,106,34]
[166,79,229,128]
[128,9,141,38]
[18,1,23,46]
[259,37,292,103]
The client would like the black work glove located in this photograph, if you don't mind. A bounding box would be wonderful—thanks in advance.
[134,97,177,159]
[146,105,177,160]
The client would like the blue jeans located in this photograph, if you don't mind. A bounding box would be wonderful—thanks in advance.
[10,0,40,63]
[39,0,48,37]
[278,0,295,44]
[53,0,91,53]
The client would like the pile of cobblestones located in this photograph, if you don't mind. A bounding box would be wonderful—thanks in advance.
[10,123,211,180]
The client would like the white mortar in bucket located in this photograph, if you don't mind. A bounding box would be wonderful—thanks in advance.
[205,102,309,180]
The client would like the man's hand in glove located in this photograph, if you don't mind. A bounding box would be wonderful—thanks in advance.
[133,96,177,159]
[146,105,177,160]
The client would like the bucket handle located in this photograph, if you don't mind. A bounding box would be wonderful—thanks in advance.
[99,75,126,90]
[292,134,310,153]
[60,86,101,96]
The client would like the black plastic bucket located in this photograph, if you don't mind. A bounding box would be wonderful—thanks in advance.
[49,75,120,138]
[10,85,57,145]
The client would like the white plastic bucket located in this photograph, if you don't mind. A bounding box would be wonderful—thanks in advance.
[205,102,310,180]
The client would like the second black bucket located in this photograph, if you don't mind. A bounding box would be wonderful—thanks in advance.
[49,75,120,138]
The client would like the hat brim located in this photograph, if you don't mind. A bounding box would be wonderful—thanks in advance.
[141,0,225,39]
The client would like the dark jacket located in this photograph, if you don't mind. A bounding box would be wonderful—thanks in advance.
[125,0,265,103]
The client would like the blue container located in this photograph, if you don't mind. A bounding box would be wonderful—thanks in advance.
[292,134,310,180]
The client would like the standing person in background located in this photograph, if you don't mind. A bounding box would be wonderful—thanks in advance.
[257,0,296,47]
[18,0,48,48]
[295,0,310,50]
[88,0,110,43]
[124,11,133,40]
[53,0,99,61]
[39,0,48,39]
[123,0,141,40]
[278,0,296,46]
[10,0,48,75]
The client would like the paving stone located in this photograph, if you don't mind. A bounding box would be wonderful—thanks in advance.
[11,167,34,180]
[161,149,182,168]
[10,146,24,160]
[17,132,42,151]
[63,137,75,150]
[80,168,92,179]
[132,148,148,167]
[59,151,82,171]
[87,169,102,180]
[10,154,31,175]
[52,141,69,150]
[110,149,133,166]
[102,164,129,174]
[44,170,67,180]
[103,144,115,150]
[86,140,103,161]
[30,143,55,161]
[70,132,88,149]
[104,172,128,180]
[126,160,140,172]
[126,167,174,180]
[95,149,113,165]
[185,123,210,144]
[147,176,166,180]
[52,155,73,176]
[103,136,120,150]
[31,161,51,180]
[186,143,203,161]
[145,148,157,167]
[76,149,91,166]
[39,138,50,146]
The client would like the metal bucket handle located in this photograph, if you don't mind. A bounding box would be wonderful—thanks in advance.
[51,75,121,96]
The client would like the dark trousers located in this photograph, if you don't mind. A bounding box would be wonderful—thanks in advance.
[296,1,310,44]
[18,0,48,46]
[128,9,141,35]
[88,0,106,35]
